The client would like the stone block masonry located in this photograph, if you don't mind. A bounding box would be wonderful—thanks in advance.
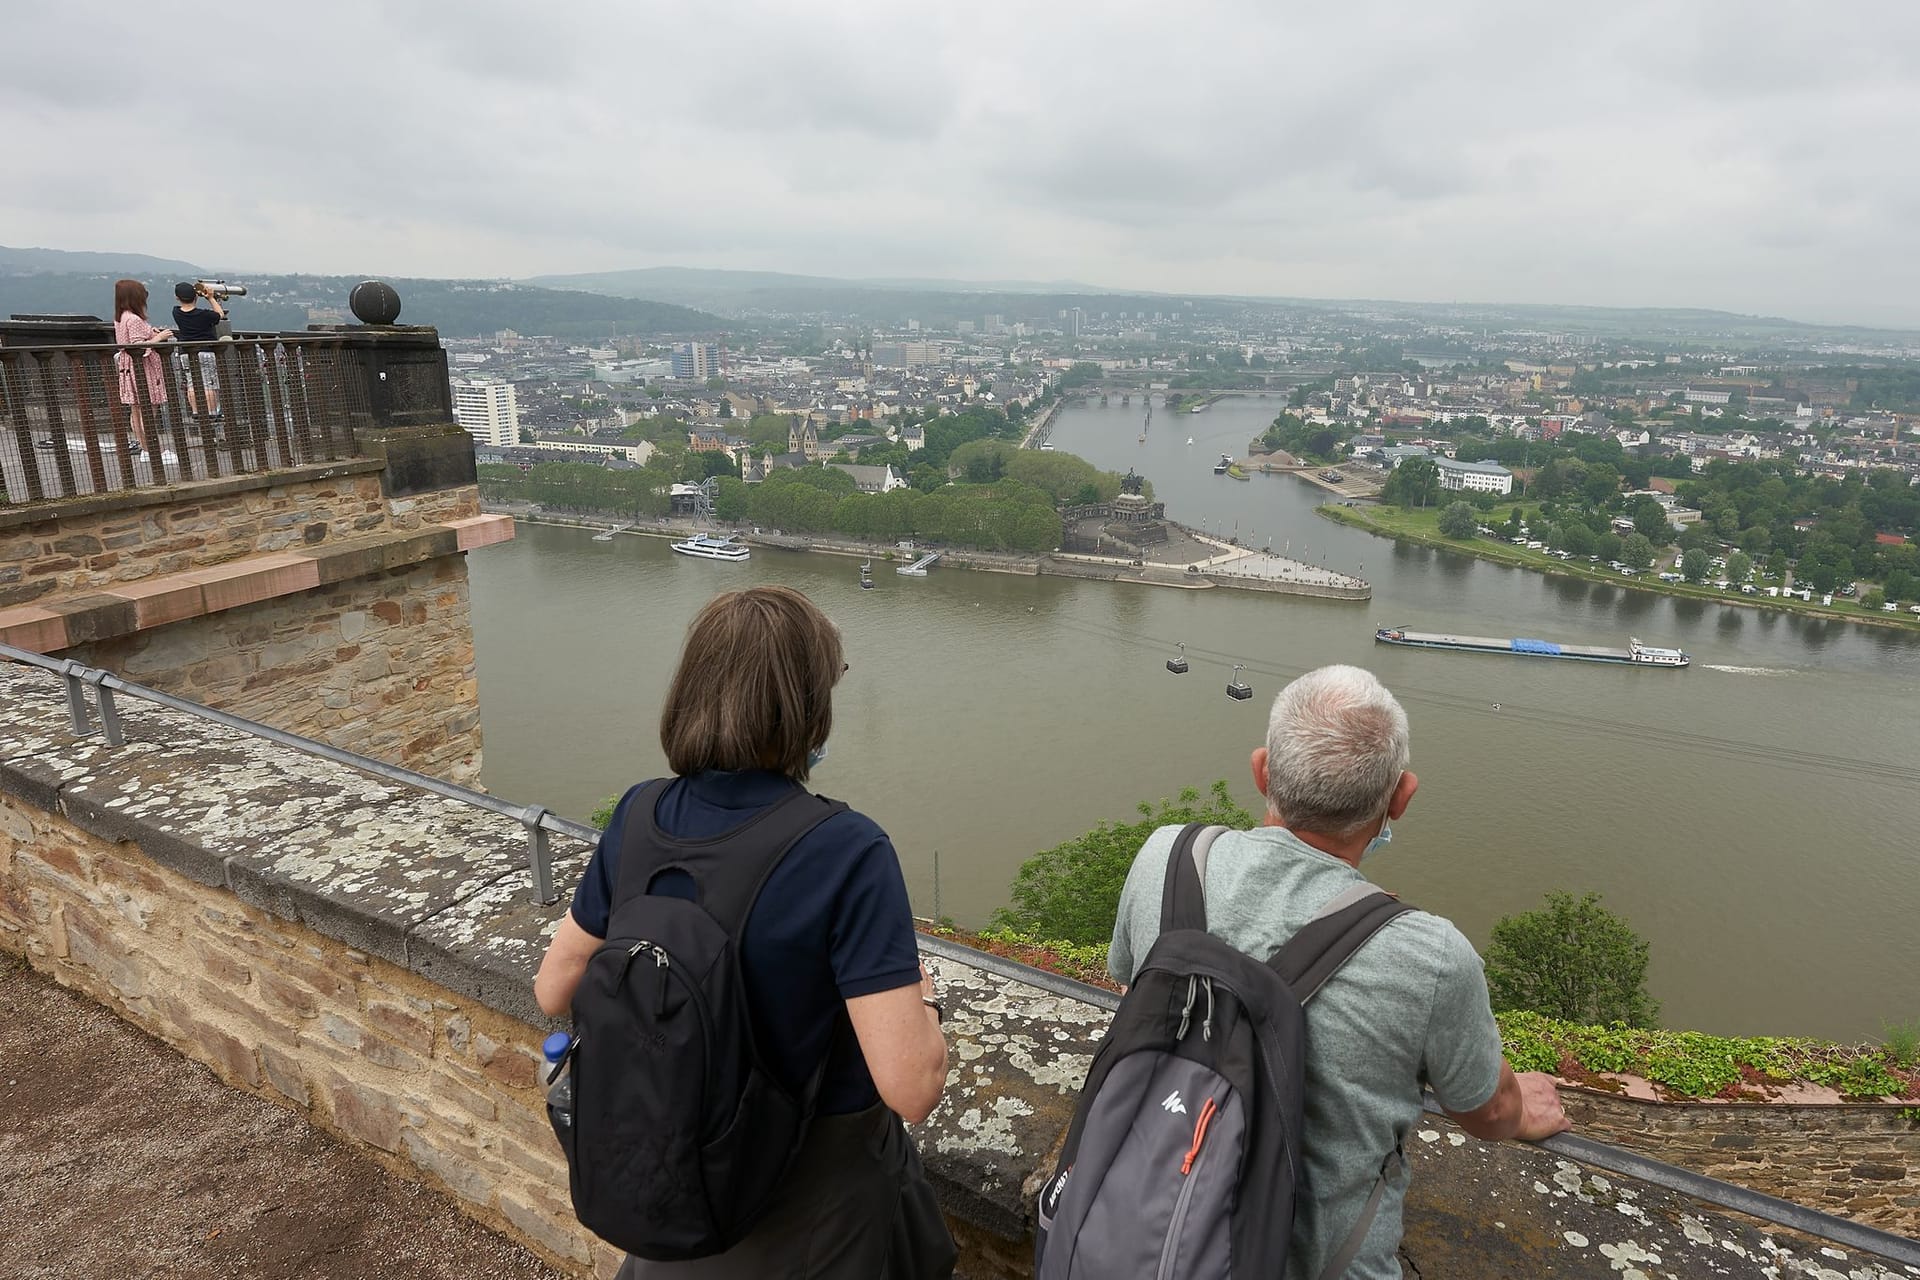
[0,462,477,609]
[1,462,510,787]
[1562,1092,1920,1238]
[67,555,485,787]
[0,658,1913,1279]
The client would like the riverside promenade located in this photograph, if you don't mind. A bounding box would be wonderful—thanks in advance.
[491,506,1371,602]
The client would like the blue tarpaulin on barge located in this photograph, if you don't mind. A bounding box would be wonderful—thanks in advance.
[1511,638,1562,655]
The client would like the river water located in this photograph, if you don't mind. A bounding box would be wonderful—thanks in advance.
[469,397,1920,1040]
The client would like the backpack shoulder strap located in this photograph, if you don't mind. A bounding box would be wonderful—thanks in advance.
[613,779,848,933]
[1269,884,1415,1003]
[1157,823,1227,934]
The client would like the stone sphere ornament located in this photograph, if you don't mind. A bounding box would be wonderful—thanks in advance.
[350,280,403,326]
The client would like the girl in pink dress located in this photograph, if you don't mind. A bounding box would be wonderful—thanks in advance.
[113,279,172,454]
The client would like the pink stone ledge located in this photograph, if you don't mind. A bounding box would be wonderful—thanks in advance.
[0,517,514,654]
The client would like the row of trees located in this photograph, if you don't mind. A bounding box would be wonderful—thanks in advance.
[724,467,1064,552]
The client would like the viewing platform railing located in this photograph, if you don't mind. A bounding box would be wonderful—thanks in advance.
[0,334,369,504]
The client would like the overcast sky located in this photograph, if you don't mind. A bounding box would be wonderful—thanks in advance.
[5,2,1918,326]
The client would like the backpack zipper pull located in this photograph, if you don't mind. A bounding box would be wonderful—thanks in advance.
[652,945,670,1017]
[1180,1097,1218,1175]
[1201,978,1215,1042]
[1177,974,1197,1041]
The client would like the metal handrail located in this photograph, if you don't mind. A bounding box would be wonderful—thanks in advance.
[919,936,1920,1268]
[0,639,592,903]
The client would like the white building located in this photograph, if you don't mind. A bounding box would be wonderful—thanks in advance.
[452,378,520,448]
[1433,456,1514,495]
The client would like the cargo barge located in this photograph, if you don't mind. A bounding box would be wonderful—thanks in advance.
[1373,627,1688,668]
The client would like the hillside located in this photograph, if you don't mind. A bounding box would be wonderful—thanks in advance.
[0,271,722,340]
[0,245,208,278]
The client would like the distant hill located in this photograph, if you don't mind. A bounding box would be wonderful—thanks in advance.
[0,271,722,339]
[0,244,208,279]
[526,266,1189,327]
[530,265,1113,301]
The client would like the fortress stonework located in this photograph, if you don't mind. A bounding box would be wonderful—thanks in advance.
[1,658,1913,1279]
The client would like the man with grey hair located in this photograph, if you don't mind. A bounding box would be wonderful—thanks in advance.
[1108,664,1567,1279]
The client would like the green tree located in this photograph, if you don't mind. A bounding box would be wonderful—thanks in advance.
[1631,496,1672,545]
[993,782,1253,946]
[1437,501,1477,539]
[1680,548,1710,583]
[1384,457,1441,509]
[713,475,749,521]
[1554,521,1596,557]
[1726,550,1752,583]
[1620,532,1656,570]
[1484,891,1659,1027]
[1862,589,1887,610]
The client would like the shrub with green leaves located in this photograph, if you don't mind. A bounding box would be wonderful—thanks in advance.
[993,781,1253,946]
[1484,890,1659,1028]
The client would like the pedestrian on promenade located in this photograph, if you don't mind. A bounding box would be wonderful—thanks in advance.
[112,279,171,454]
[536,585,955,1279]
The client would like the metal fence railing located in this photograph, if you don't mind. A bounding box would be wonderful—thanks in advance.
[0,334,367,504]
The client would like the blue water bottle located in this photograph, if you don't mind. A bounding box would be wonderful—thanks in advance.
[543,1031,575,1134]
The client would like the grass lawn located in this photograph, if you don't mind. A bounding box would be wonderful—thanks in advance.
[1320,502,1920,632]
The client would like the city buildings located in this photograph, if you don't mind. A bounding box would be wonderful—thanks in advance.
[452,377,520,448]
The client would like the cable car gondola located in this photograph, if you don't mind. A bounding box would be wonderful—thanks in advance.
[1226,664,1253,701]
[1166,642,1189,674]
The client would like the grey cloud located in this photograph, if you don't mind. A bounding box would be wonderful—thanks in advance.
[2,1,1918,323]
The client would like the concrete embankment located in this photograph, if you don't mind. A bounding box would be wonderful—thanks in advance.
[487,507,1372,601]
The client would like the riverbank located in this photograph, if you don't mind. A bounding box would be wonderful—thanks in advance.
[486,504,1371,601]
[1319,502,1920,632]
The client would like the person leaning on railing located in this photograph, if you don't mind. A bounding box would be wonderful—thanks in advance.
[535,585,954,1279]
[112,279,172,455]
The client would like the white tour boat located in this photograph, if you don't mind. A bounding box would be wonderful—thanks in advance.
[670,534,750,562]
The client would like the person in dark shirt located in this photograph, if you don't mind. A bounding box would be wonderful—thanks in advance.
[536,585,953,1279]
[171,282,223,416]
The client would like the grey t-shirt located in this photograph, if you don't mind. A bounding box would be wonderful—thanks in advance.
[1109,824,1505,1280]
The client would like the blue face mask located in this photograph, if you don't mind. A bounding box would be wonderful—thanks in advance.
[806,742,830,772]
[1362,819,1393,860]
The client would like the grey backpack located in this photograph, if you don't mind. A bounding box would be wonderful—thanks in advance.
[1035,823,1413,1280]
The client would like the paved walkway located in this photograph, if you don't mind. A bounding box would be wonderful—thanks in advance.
[0,955,565,1280]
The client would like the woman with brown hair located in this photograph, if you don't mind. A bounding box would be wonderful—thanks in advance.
[536,585,954,1279]
[112,279,172,454]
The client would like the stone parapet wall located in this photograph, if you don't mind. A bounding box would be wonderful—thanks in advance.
[0,658,1912,1280]
[0,661,1098,1279]
[67,555,485,787]
[1561,1091,1920,1236]
[0,463,482,610]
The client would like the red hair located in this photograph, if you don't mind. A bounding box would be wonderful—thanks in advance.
[114,279,148,321]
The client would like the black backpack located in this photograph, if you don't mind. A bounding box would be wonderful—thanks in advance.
[552,778,847,1260]
[1035,823,1414,1280]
